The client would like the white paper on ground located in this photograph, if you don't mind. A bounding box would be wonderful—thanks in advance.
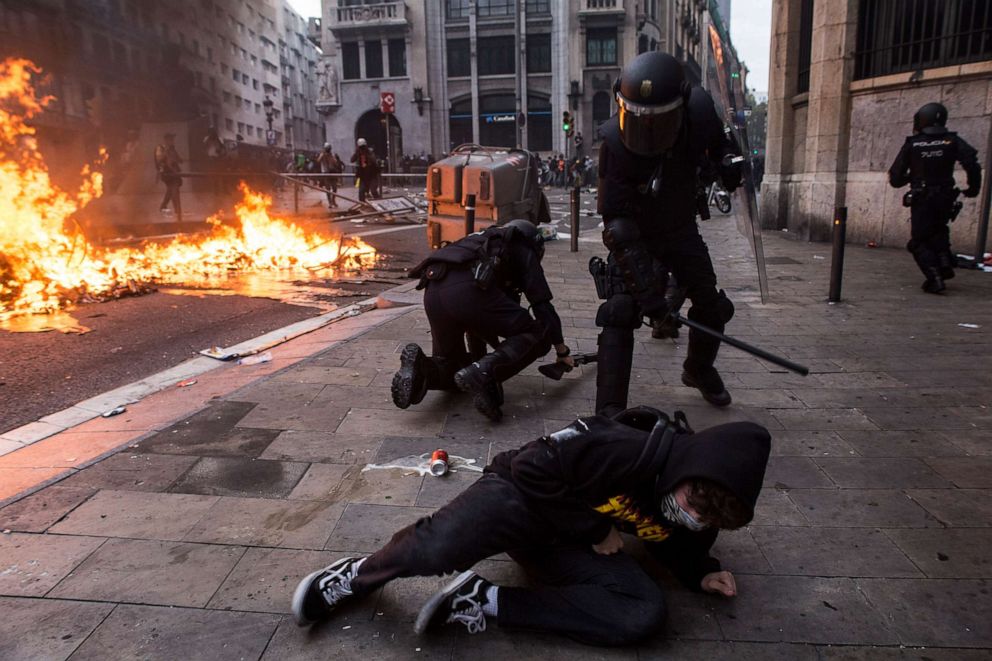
[362,452,484,476]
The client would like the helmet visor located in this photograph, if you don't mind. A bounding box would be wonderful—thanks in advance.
[618,95,684,156]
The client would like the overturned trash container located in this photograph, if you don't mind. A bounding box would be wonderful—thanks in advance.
[425,145,551,249]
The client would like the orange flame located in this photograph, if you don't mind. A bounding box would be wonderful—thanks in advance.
[0,58,376,321]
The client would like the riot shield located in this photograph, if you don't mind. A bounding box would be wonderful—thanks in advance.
[704,21,770,303]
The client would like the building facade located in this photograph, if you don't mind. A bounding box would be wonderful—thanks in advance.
[0,0,322,158]
[763,0,992,253]
[315,0,722,165]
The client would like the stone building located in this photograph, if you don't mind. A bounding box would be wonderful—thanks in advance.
[315,0,719,165]
[763,0,992,254]
[0,0,323,156]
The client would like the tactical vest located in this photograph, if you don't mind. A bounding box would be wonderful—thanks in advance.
[906,130,959,188]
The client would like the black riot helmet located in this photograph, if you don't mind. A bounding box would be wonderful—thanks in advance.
[913,103,948,133]
[504,219,545,260]
[614,52,691,156]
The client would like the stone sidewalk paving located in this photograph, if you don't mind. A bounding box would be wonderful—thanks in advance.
[1,212,991,660]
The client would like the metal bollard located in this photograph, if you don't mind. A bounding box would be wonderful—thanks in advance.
[464,193,476,235]
[570,186,580,252]
[293,180,299,214]
[828,207,847,302]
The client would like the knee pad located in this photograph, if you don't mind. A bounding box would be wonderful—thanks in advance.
[689,290,734,326]
[596,294,642,329]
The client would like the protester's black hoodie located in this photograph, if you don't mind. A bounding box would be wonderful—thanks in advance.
[486,406,771,590]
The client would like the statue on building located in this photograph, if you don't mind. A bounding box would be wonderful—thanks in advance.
[316,58,338,105]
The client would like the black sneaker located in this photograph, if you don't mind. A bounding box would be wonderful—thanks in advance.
[682,367,732,407]
[392,344,428,409]
[414,571,494,635]
[454,364,503,422]
[291,556,366,626]
[921,278,946,294]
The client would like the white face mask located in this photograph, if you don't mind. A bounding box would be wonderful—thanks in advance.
[660,492,708,532]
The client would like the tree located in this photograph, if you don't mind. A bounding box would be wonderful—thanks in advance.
[744,89,767,155]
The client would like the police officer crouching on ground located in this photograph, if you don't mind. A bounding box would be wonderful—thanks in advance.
[392,220,573,421]
[888,102,982,294]
[595,52,742,414]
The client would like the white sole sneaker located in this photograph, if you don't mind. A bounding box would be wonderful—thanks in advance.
[413,570,478,635]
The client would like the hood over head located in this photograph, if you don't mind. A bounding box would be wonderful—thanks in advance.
[651,421,771,523]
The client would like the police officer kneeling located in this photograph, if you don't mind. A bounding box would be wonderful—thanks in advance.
[595,52,742,414]
[888,102,982,293]
[392,220,573,421]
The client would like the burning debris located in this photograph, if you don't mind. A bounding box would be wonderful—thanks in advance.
[0,58,377,323]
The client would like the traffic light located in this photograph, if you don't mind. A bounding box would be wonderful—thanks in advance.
[562,111,572,134]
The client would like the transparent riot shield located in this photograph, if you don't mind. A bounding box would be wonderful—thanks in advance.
[704,22,770,303]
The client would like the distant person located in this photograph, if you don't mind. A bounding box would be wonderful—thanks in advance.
[154,132,183,217]
[350,137,381,202]
[203,128,226,196]
[317,143,342,208]
[888,102,982,293]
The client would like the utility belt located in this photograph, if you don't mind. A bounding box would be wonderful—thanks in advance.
[902,184,963,221]
[416,258,500,291]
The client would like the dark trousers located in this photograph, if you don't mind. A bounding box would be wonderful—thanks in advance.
[351,473,667,646]
[160,179,182,215]
[908,191,955,275]
[596,223,729,414]
[422,270,551,390]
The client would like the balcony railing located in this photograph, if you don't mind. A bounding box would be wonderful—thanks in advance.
[580,0,624,12]
[330,2,409,31]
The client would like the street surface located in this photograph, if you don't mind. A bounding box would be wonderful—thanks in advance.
[0,187,434,435]
[2,205,989,659]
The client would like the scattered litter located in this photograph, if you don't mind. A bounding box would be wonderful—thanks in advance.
[429,449,450,477]
[813,255,825,260]
[2,529,10,534]
[102,406,127,418]
[538,224,558,240]
[866,240,878,248]
[238,352,272,365]
[109,346,123,354]
[363,452,484,476]
[781,228,789,232]
[351,372,361,377]
[342,625,352,630]
[958,323,980,329]
[176,379,197,387]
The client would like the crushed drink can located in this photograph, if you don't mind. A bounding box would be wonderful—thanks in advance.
[429,449,449,477]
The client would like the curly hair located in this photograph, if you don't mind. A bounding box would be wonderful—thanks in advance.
[684,478,753,530]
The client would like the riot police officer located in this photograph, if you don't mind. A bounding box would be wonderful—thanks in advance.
[888,103,982,293]
[391,220,573,421]
[595,52,741,415]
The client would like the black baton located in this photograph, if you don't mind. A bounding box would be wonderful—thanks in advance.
[674,314,809,376]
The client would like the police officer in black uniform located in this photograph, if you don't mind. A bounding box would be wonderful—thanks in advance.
[888,102,982,293]
[595,52,742,415]
[392,220,573,421]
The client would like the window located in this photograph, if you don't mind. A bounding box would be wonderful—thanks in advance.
[526,0,550,13]
[232,68,240,81]
[639,34,649,54]
[478,36,515,75]
[253,78,259,90]
[446,0,470,19]
[587,28,618,65]
[247,126,254,136]
[223,91,232,103]
[365,40,383,78]
[527,33,551,72]
[797,0,813,92]
[527,95,552,151]
[388,38,406,77]
[478,0,513,16]
[447,39,471,76]
[854,0,992,80]
[226,118,234,130]
[342,42,361,79]
[242,73,249,84]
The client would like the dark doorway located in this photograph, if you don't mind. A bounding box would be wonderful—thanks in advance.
[355,109,402,170]
[479,94,517,148]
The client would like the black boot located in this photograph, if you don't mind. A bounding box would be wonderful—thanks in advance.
[391,344,429,409]
[454,361,503,422]
[921,267,946,294]
[938,251,956,280]
[683,329,732,407]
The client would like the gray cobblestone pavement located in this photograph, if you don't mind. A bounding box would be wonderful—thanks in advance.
[1,211,991,660]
